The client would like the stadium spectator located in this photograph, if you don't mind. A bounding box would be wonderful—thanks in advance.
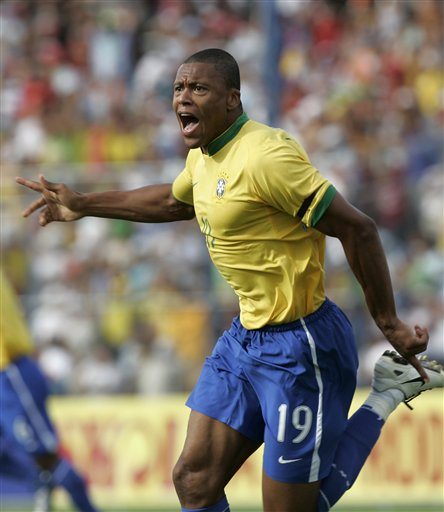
[0,268,99,512]
[73,342,122,395]
[16,47,443,512]
[37,336,75,395]
[118,319,187,395]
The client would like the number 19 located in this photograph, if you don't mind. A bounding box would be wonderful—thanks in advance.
[277,404,313,443]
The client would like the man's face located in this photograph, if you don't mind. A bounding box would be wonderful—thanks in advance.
[172,62,239,152]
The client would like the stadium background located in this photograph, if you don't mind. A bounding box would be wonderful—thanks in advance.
[1,0,442,510]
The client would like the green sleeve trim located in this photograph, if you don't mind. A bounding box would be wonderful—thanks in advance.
[311,185,336,226]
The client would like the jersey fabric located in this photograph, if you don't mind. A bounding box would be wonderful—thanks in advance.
[172,113,336,329]
[186,298,358,483]
[0,270,33,369]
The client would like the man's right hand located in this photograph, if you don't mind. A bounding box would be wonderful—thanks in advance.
[15,174,84,226]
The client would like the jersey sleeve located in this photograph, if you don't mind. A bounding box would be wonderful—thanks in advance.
[250,137,336,227]
[172,152,195,206]
[172,169,194,206]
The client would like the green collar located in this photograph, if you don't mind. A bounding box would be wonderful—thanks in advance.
[206,112,249,156]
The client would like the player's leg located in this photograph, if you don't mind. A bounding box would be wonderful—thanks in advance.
[249,299,358,512]
[317,406,382,511]
[318,351,444,511]
[173,410,261,511]
[262,475,320,511]
[3,357,98,512]
[1,360,55,511]
[33,451,99,512]
[173,318,265,511]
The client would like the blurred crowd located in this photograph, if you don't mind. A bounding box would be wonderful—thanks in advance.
[1,0,443,394]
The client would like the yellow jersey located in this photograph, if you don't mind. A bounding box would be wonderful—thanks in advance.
[172,113,336,329]
[0,269,33,369]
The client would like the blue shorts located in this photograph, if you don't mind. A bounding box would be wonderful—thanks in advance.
[187,298,358,483]
[0,356,58,456]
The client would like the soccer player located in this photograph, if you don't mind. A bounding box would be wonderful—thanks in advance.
[0,269,99,512]
[16,49,443,512]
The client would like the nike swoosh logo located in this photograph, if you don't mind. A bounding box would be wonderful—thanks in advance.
[278,456,303,464]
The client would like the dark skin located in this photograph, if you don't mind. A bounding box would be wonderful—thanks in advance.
[173,62,242,152]
[16,61,429,512]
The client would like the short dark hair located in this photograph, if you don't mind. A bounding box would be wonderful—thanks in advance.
[183,48,240,90]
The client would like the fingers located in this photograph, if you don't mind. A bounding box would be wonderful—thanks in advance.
[16,174,58,194]
[414,325,429,341]
[411,326,429,354]
[389,322,430,383]
[16,175,57,222]
[402,325,430,382]
[409,340,428,355]
[406,355,429,383]
[22,197,47,218]
[38,208,53,227]
[15,176,43,192]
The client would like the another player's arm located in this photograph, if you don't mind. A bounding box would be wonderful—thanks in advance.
[314,191,429,380]
[15,175,195,225]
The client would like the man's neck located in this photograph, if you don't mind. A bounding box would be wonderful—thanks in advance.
[202,111,248,156]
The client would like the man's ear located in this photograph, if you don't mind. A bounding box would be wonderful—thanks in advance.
[227,89,241,111]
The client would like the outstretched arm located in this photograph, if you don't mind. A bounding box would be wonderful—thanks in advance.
[16,175,195,226]
[315,191,429,381]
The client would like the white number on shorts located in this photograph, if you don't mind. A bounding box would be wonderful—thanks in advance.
[277,404,313,443]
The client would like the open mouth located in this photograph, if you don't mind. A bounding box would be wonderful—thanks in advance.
[179,113,200,135]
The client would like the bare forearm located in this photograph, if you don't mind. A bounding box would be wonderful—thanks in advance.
[315,194,398,333]
[76,184,195,223]
[340,219,397,332]
[16,175,194,227]
[340,221,429,369]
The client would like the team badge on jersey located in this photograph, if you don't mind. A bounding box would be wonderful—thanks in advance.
[216,172,229,199]
[216,178,226,198]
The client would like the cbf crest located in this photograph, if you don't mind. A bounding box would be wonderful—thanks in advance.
[216,172,229,199]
